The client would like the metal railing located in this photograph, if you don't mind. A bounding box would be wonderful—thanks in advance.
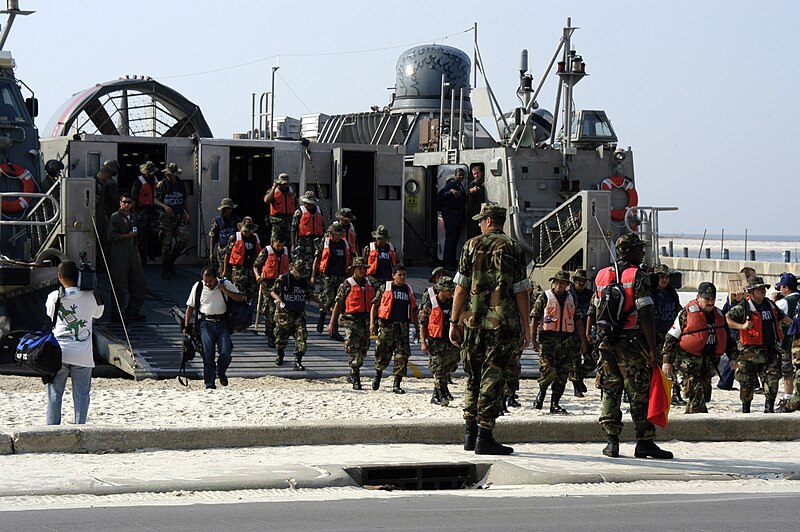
[530,193,583,266]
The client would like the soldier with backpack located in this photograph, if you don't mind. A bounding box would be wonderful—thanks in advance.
[589,233,673,459]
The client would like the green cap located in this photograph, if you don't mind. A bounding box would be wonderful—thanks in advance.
[471,202,507,221]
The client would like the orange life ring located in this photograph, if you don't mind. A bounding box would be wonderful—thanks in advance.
[601,175,638,221]
[1,163,35,214]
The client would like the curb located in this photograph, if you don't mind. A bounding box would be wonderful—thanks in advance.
[4,413,800,454]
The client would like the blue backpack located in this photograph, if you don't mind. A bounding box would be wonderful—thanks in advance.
[16,295,62,378]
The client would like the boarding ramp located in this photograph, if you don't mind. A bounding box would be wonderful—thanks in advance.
[529,190,612,287]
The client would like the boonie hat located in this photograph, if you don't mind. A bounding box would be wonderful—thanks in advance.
[745,276,770,291]
[428,266,452,283]
[349,256,368,271]
[237,216,258,232]
[653,264,674,276]
[164,162,181,176]
[775,272,798,290]
[275,173,290,184]
[140,161,156,174]
[436,276,456,292]
[615,233,647,251]
[697,282,717,299]
[329,222,346,235]
[471,202,507,221]
[300,191,317,205]
[571,269,589,281]
[217,197,237,211]
[336,208,356,220]
[372,224,391,239]
[549,270,571,283]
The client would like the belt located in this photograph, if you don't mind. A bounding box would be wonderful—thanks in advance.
[202,314,227,322]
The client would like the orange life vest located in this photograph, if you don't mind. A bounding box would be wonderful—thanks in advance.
[677,300,728,356]
[377,281,417,320]
[595,264,639,329]
[740,297,784,346]
[298,206,324,237]
[343,224,358,254]
[270,187,296,216]
[541,289,576,333]
[136,175,156,207]
[261,245,289,280]
[228,232,262,266]
[344,277,375,314]
[427,291,448,339]
[319,237,351,274]
[366,242,396,276]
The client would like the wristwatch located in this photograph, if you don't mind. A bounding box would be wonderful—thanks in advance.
[449,319,459,324]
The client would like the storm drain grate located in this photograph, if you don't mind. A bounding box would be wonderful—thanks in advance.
[349,464,478,490]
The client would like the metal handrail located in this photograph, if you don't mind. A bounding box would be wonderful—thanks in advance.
[0,192,60,225]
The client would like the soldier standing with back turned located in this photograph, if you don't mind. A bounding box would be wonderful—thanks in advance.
[449,203,531,455]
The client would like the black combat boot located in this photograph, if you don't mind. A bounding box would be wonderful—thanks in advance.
[634,440,674,460]
[499,396,508,416]
[316,311,326,334]
[443,383,455,401]
[765,397,776,413]
[742,400,751,413]
[392,375,405,394]
[506,394,521,408]
[671,386,687,406]
[464,419,478,451]
[533,386,548,410]
[352,369,362,390]
[549,388,568,415]
[602,435,620,457]
[573,381,585,398]
[372,370,383,390]
[275,348,285,366]
[474,427,514,455]
[293,353,305,371]
[431,388,448,407]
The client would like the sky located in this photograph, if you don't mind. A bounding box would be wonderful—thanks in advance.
[4,0,799,235]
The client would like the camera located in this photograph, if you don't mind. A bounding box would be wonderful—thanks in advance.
[77,251,96,291]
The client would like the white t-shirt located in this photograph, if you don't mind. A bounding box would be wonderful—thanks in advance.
[186,279,239,316]
[45,287,104,368]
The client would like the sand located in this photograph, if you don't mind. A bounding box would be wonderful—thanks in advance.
[0,373,755,429]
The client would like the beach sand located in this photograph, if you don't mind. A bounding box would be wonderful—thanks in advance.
[0,373,753,429]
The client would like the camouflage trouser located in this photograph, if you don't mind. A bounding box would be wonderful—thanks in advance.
[597,335,656,440]
[735,346,782,403]
[538,333,572,396]
[374,319,411,376]
[270,215,292,243]
[785,338,800,411]
[319,274,345,312]
[675,351,717,413]
[274,309,307,354]
[428,339,460,391]
[343,316,370,370]
[259,278,279,333]
[503,350,522,396]
[462,327,519,430]
[136,207,160,261]
[159,213,189,260]
[231,265,259,301]
[294,236,317,277]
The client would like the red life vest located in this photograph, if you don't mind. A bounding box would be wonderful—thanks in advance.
[136,175,156,207]
[261,245,289,280]
[343,224,358,254]
[377,281,417,320]
[319,237,351,274]
[677,300,728,356]
[228,232,261,266]
[344,277,375,314]
[595,264,639,329]
[366,242,396,276]
[270,187,296,216]
[740,298,784,346]
[541,289,576,333]
[427,291,447,339]
[298,206,324,237]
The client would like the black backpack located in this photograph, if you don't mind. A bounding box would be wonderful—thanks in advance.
[595,263,632,342]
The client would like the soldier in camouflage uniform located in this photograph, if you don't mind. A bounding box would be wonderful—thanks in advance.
[370,263,419,394]
[568,269,595,397]
[311,222,350,340]
[328,257,374,389]
[263,172,297,244]
[449,203,531,455]
[208,198,240,272]
[530,270,588,415]
[588,233,672,459]
[226,217,261,303]
[662,282,731,413]
[154,163,190,280]
[291,191,325,278]
[419,267,453,374]
[726,276,790,413]
[252,235,290,348]
[420,276,460,406]
[271,261,318,370]
[778,333,800,413]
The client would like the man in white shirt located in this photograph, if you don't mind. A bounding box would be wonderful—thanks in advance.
[46,260,104,425]
[184,266,245,389]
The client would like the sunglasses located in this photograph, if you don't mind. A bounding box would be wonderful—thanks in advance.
[121,200,133,204]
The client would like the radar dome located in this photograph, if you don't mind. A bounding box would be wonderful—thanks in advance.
[393,45,471,112]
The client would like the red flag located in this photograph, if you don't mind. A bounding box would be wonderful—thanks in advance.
[647,366,672,428]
